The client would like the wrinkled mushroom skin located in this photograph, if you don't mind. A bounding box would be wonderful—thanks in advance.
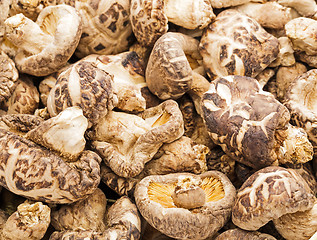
[278,0,317,19]
[201,75,290,169]
[47,61,117,127]
[199,9,279,80]
[0,114,43,133]
[134,171,236,240]
[215,228,277,240]
[5,5,82,76]
[232,166,316,231]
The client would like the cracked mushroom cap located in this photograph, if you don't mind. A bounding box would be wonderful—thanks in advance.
[4,5,82,76]
[146,32,202,100]
[134,171,236,240]
[130,0,214,47]
[201,75,291,169]
[215,228,277,240]
[47,61,117,127]
[232,166,316,231]
[199,9,279,80]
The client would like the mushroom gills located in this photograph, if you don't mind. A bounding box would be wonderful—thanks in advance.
[148,111,172,128]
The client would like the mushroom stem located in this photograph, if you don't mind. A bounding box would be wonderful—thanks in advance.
[4,14,53,55]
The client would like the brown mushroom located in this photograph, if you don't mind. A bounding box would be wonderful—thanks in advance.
[88,100,184,177]
[4,5,82,76]
[215,228,277,240]
[210,0,258,9]
[201,75,313,169]
[199,9,279,80]
[232,166,316,231]
[134,171,236,239]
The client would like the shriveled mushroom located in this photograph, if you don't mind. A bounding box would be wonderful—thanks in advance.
[232,166,316,231]
[0,201,50,240]
[0,0,10,40]
[134,171,236,239]
[296,51,317,68]
[199,9,279,80]
[4,5,82,76]
[50,196,141,240]
[255,68,275,89]
[47,61,118,127]
[278,0,317,19]
[215,228,277,240]
[201,75,313,169]
[269,37,296,68]
[88,100,184,177]
[130,0,215,47]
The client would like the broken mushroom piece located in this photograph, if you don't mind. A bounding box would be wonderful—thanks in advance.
[88,100,184,177]
[199,9,279,80]
[134,171,236,240]
[232,166,316,231]
[201,75,313,169]
[130,0,215,47]
[4,5,82,76]
[47,61,118,127]
[215,228,277,240]
[0,201,50,240]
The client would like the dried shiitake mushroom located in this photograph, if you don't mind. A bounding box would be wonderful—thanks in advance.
[215,228,277,240]
[278,0,317,19]
[88,100,184,178]
[269,37,296,68]
[201,75,313,169]
[210,0,260,9]
[47,61,118,127]
[130,0,215,47]
[4,5,82,76]
[199,9,279,80]
[134,171,236,240]
[232,166,316,231]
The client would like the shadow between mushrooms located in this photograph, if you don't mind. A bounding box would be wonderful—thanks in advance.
[134,171,236,240]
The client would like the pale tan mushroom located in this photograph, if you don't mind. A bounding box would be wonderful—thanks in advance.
[209,0,264,9]
[199,9,279,80]
[134,171,236,239]
[255,68,275,89]
[278,0,317,19]
[215,228,277,240]
[269,37,296,68]
[4,5,82,76]
[0,0,10,40]
[232,166,316,231]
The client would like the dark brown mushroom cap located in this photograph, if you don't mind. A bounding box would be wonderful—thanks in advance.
[215,228,277,240]
[134,171,236,240]
[199,9,279,80]
[232,166,315,231]
[47,61,117,127]
[201,75,290,169]
[146,32,201,100]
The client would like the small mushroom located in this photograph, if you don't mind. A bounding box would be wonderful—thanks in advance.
[134,171,236,239]
[47,61,118,127]
[215,228,277,240]
[199,9,279,80]
[4,5,82,76]
[232,166,316,231]
[130,0,215,47]
[88,100,184,177]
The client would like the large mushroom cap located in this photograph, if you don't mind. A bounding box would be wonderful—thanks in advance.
[232,166,316,231]
[199,9,279,80]
[134,171,236,240]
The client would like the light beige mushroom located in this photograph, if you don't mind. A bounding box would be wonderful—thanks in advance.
[4,5,82,76]
[255,68,275,89]
[88,100,184,177]
[47,61,118,127]
[232,166,316,231]
[0,0,10,40]
[0,201,50,240]
[278,0,317,19]
[209,0,264,9]
[130,0,215,47]
[269,37,296,67]
[199,9,279,80]
[214,228,277,240]
[134,171,236,239]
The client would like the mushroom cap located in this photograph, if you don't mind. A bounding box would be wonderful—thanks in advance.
[215,228,277,240]
[232,166,316,231]
[146,32,201,100]
[199,9,279,80]
[11,5,82,76]
[210,0,252,9]
[201,75,290,169]
[134,171,236,240]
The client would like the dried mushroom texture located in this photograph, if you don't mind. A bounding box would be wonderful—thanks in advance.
[39,76,57,107]
[50,196,141,240]
[51,188,107,232]
[134,171,236,240]
[0,113,43,134]
[4,5,82,76]
[215,228,277,240]
[296,51,317,69]
[89,100,184,178]
[232,166,316,231]
[269,37,295,68]
[0,51,19,105]
[209,0,258,8]
[0,0,10,40]
[273,199,317,240]
[47,61,117,127]
[130,0,215,47]
[72,0,133,58]
[285,17,317,55]
[278,0,317,19]
[82,51,147,112]
[199,9,279,80]
[1,201,50,240]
